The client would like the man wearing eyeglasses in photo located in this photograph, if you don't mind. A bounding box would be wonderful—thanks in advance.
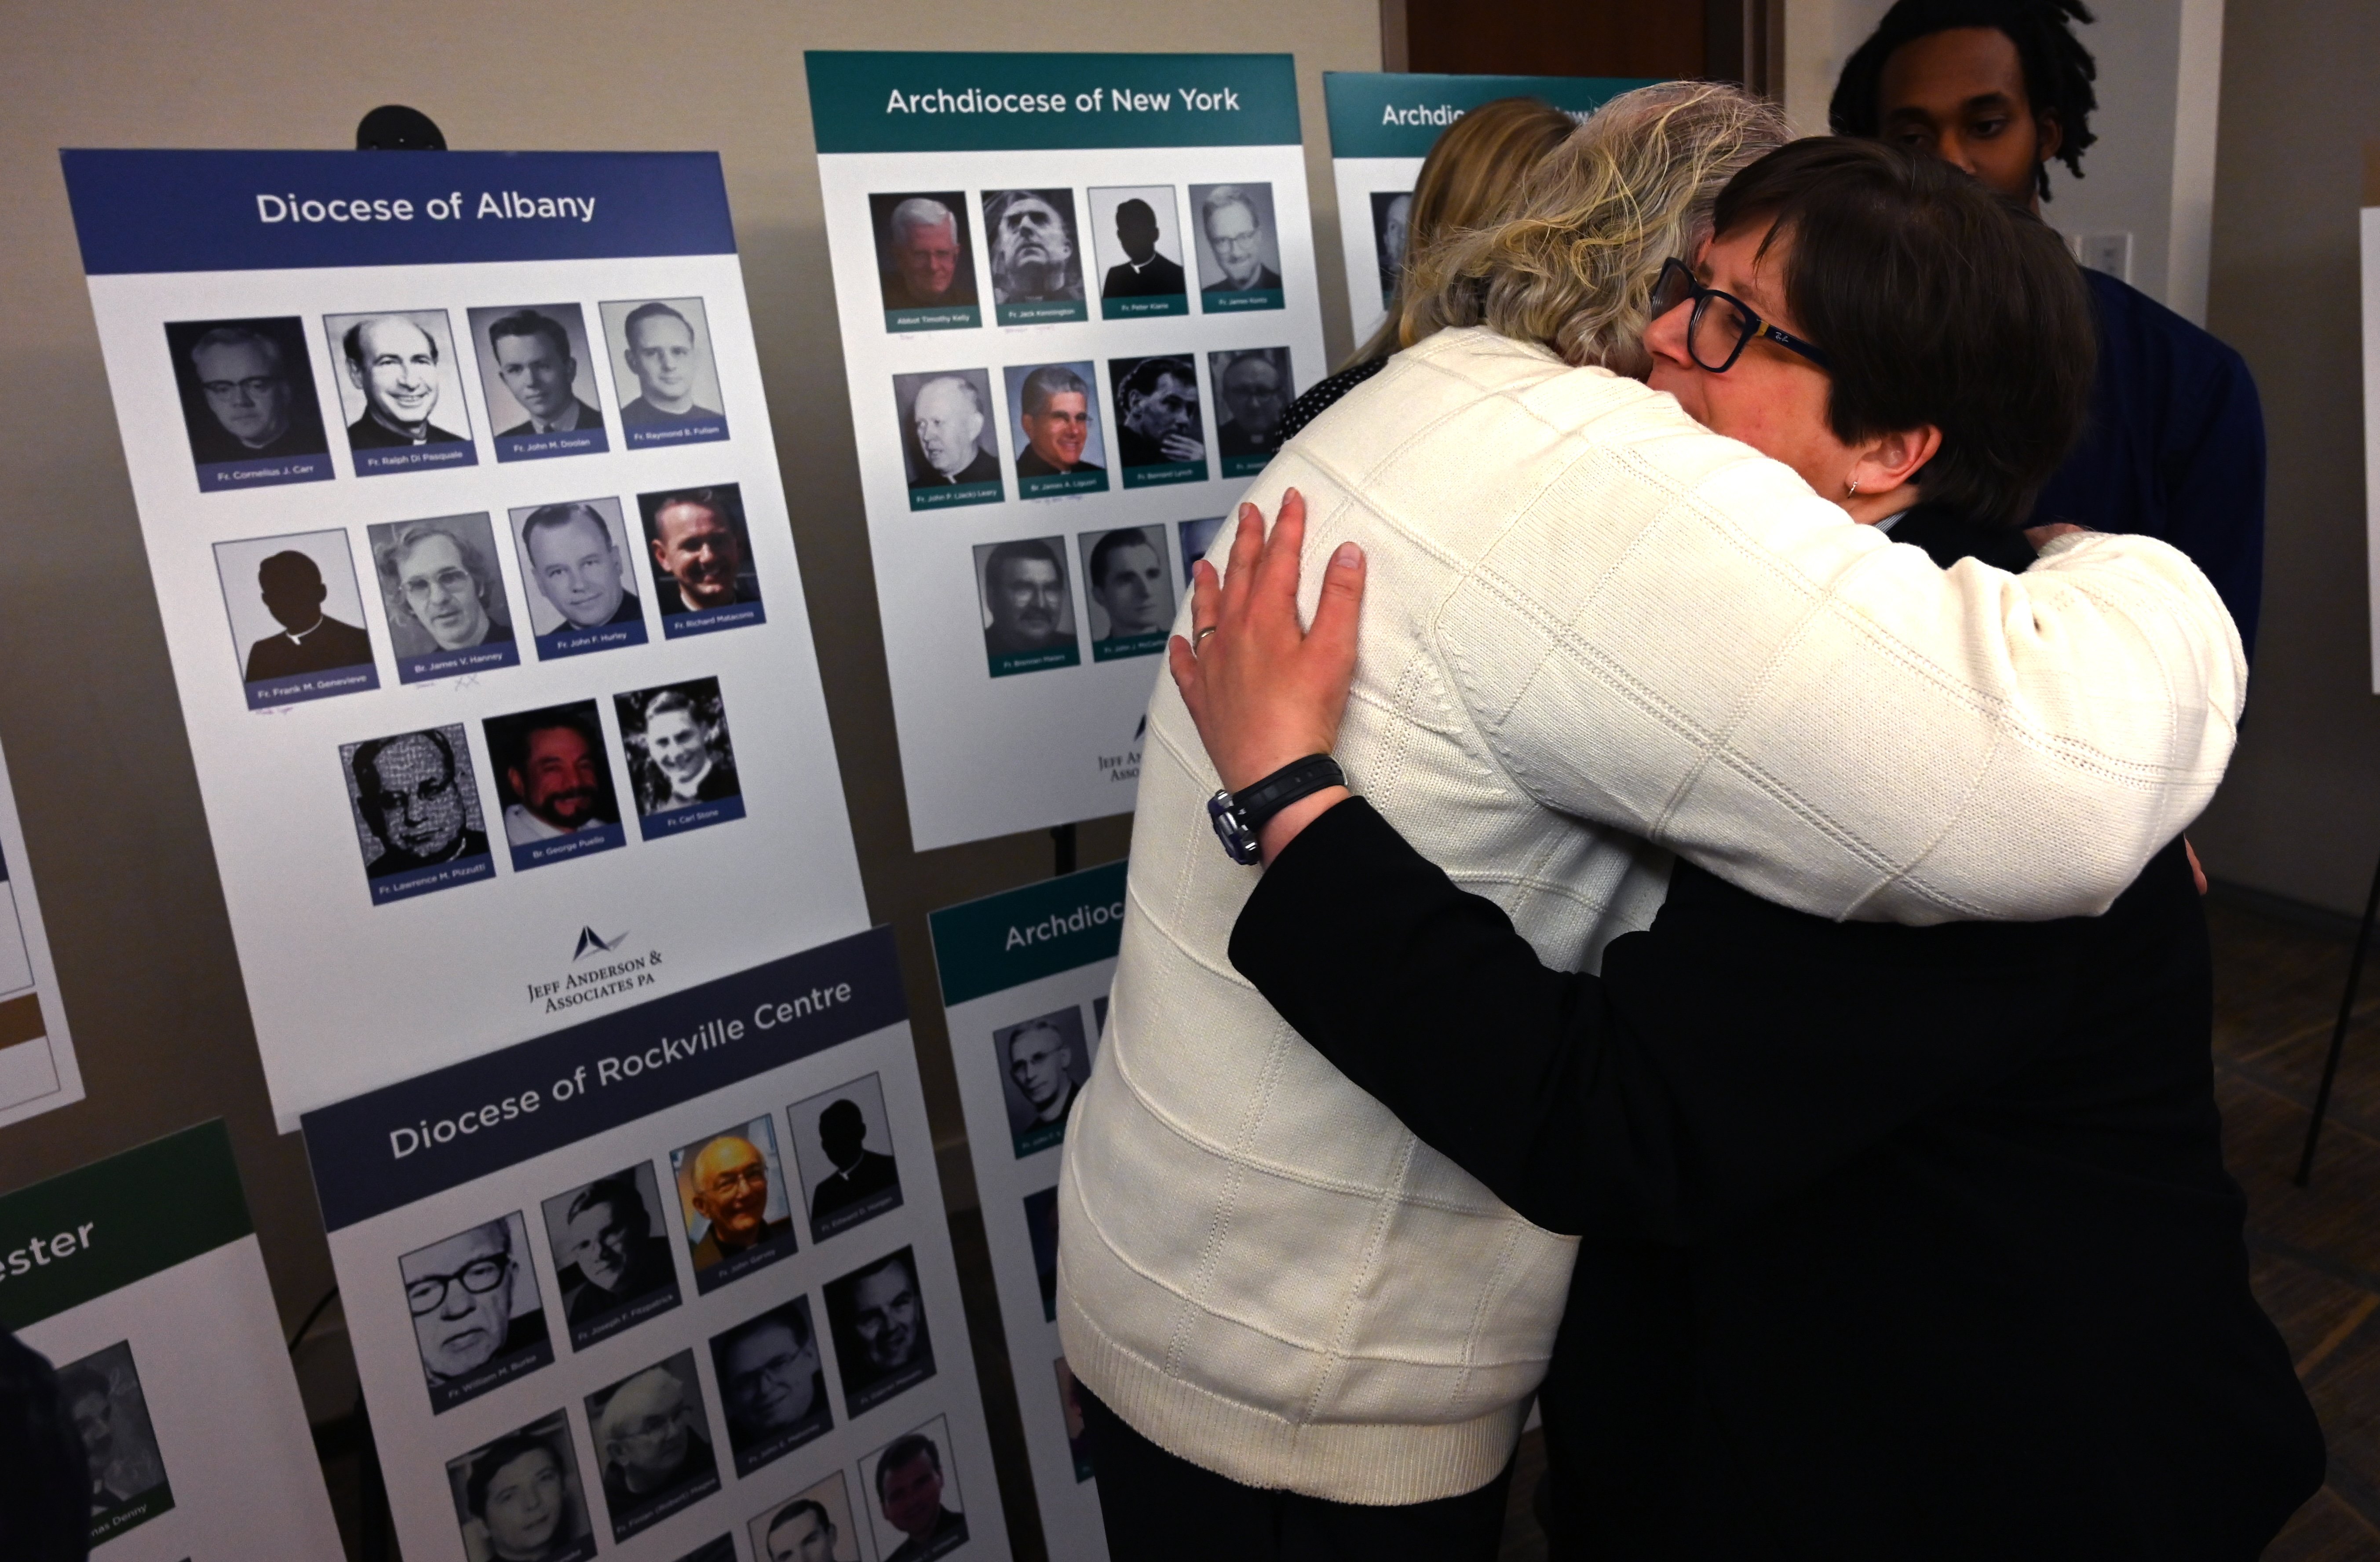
[183,323,327,463]
[685,1134,790,1271]
[402,1218,548,1392]
[715,1304,831,1461]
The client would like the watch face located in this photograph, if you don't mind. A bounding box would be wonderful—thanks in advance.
[1207,788,1261,865]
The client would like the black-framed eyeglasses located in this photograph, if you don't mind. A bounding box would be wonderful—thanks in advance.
[405,1254,511,1315]
[1649,257,1831,373]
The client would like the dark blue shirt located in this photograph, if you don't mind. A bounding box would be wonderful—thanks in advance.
[2030,268,2266,658]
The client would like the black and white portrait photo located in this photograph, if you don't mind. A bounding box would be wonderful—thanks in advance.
[367,513,522,681]
[1110,354,1207,486]
[540,1163,683,1350]
[487,700,626,873]
[1178,515,1226,586]
[981,188,1086,323]
[1023,1186,1059,1321]
[614,677,744,840]
[162,315,332,490]
[340,724,496,904]
[672,1115,798,1293]
[789,1072,905,1240]
[1210,346,1295,475]
[323,308,477,475]
[1088,184,1189,316]
[401,1211,553,1412]
[508,498,648,658]
[710,1297,833,1476]
[1190,182,1285,309]
[599,296,728,446]
[444,1411,597,1562]
[860,1416,969,1562]
[996,1004,1093,1156]
[1055,1357,1094,1481]
[1372,189,1414,309]
[636,485,764,630]
[467,304,610,460]
[586,1350,722,1543]
[824,1246,938,1416]
[972,536,1080,677]
[1077,526,1175,661]
[869,192,980,329]
[1003,361,1108,496]
[893,369,1002,508]
[750,1470,866,1562]
[57,1341,172,1541]
[212,528,379,708]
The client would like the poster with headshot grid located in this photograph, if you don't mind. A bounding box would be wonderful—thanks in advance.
[0,731,84,1129]
[806,53,1329,850]
[926,863,1127,1562]
[1321,72,1658,348]
[59,151,868,1130]
[2,1122,344,1559]
[304,925,1010,1562]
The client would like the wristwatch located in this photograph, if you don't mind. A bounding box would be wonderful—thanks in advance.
[1207,754,1346,865]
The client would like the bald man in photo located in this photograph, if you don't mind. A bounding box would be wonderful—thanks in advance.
[909,377,1000,487]
[686,1133,791,1271]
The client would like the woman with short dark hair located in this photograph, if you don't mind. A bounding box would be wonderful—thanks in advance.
[1160,139,2318,1559]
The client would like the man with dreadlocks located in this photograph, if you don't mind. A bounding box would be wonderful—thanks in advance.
[1833,0,2267,657]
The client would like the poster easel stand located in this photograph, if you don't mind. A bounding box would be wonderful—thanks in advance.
[355,104,444,151]
[2293,847,2380,1186]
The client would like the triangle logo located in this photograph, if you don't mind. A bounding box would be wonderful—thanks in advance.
[573,925,626,961]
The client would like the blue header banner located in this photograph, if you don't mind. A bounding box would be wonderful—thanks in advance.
[59,150,738,276]
[927,859,1126,1007]
[1322,72,1662,159]
[806,53,1300,154]
[301,926,905,1230]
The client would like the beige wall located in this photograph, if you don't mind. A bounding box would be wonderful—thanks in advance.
[2190,0,2380,914]
[0,0,1377,1375]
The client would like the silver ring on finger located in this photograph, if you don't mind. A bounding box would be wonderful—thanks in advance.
[1193,626,1219,658]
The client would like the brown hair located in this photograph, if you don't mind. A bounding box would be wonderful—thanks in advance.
[1351,96,1578,368]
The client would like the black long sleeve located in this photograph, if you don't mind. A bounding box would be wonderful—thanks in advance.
[1228,798,2322,1559]
[1230,797,2082,1242]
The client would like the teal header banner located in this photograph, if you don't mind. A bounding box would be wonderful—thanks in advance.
[1322,71,1662,159]
[0,1121,252,1331]
[807,52,1300,154]
[929,860,1128,1007]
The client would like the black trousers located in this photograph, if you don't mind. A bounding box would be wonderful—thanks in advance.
[1078,1383,1514,1562]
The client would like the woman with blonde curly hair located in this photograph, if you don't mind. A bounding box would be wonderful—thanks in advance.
[1281,81,1789,442]
[1358,96,1577,363]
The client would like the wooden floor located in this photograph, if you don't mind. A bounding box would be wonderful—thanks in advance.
[1496,892,2380,1559]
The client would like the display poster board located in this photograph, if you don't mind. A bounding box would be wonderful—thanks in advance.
[805,53,1328,850]
[0,733,83,1128]
[59,150,869,1129]
[303,924,1009,1562]
[1,1121,344,1558]
[927,863,1124,1562]
[1321,72,1657,347]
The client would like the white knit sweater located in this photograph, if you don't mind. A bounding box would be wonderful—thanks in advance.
[1057,328,2245,1506]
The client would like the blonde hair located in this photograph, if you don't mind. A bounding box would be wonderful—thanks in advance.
[1353,96,1578,368]
[1401,81,1792,377]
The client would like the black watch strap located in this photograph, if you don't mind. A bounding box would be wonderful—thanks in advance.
[1234,754,1346,834]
